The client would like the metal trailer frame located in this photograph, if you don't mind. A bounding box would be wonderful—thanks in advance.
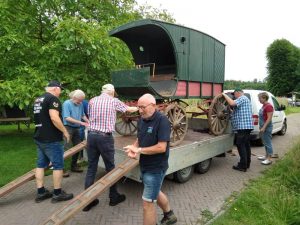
[100,117,234,182]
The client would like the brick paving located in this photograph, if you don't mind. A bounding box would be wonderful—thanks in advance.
[1,114,299,225]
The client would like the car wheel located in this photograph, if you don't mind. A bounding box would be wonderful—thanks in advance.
[173,165,194,183]
[255,138,264,146]
[278,120,287,135]
[195,159,212,174]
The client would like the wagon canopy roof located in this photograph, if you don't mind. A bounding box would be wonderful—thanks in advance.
[109,19,176,67]
[109,19,226,84]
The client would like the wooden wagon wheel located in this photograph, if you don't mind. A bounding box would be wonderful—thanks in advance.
[164,103,188,147]
[208,94,230,135]
[115,113,138,136]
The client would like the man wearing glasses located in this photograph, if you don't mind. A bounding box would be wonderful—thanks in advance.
[62,89,89,175]
[82,83,138,211]
[33,80,73,203]
[124,93,177,225]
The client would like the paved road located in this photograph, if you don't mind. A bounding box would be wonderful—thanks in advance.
[1,113,300,225]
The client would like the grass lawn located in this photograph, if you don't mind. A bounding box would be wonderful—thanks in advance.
[0,123,72,187]
[0,124,36,187]
[203,140,300,225]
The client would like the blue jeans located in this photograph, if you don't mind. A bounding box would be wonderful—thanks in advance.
[35,140,64,170]
[235,129,252,169]
[84,131,119,200]
[261,125,273,156]
[141,170,165,202]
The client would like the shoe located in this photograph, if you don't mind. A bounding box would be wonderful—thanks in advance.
[232,165,247,172]
[63,171,70,178]
[35,189,52,203]
[51,190,74,203]
[71,166,83,173]
[82,199,99,211]
[109,194,126,206]
[261,159,272,165]
[161,210,177,225]
[257,155,266,160]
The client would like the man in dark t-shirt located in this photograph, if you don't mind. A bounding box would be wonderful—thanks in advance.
[33,80,73,203]
[124,94,177,225]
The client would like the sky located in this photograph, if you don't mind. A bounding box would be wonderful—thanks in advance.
[136,0,300,81]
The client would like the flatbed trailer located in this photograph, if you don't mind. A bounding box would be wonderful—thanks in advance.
[101,117,234,183]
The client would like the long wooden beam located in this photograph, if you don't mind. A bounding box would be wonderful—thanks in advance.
[41,157,139,225]
[0,141,87,198]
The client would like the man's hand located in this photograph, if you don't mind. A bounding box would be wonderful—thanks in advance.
[124,145,140,159]
[81,121,89,127]
[63,131,70,143]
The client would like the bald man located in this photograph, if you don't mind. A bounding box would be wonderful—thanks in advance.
[124,94,177,225]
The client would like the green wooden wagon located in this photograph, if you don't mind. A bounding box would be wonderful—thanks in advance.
[110,19,230,146]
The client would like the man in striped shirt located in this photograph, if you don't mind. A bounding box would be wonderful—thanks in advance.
[83,84,138,211]
[223,88,254,172]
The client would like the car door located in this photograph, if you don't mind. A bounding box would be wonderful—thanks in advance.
[271,96,284,132]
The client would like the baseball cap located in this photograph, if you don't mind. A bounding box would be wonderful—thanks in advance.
[47,80,64,90]
[233,87,243,93]
[102,84,115,92]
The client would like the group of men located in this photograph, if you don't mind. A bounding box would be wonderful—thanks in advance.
[32,80,177,225]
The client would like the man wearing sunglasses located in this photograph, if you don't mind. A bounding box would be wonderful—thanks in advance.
[33,80,73,203]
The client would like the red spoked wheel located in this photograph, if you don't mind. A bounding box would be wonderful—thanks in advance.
[208,94,230,135]
[164,102,188,147]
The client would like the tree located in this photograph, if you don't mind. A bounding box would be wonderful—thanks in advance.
[266,39,300,96]
[0,0,174,110]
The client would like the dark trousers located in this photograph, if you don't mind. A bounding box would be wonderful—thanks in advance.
[64,126,81,168]
[84,132,119,200]
[235,129,252,169]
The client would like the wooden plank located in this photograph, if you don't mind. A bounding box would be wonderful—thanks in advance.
[0,141,87,198]
[41,158,139,225]
[0,117,30,122]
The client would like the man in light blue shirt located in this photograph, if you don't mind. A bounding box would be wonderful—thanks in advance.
[63,90,89,174]
[223,88,253,172]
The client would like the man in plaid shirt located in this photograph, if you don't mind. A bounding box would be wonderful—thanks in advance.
[223,88,254,172]
[83,84,138,211]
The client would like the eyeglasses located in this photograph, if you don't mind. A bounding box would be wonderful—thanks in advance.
[137,103,153,110]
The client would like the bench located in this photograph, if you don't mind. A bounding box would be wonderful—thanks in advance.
[0,117,31,131]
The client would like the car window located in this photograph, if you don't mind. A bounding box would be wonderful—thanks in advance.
[244,93,251,100]
[272,96,280,111]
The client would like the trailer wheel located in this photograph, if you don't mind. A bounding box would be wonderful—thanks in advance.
[173,165,194,183]
[195,158,212,174]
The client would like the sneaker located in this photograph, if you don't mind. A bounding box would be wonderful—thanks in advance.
[161,210,177,225]
[35,189,52,203]
[261,159,272,165]
[82,199,99,211]
[232,165,247,172]
[71,166,83,173]
[51,190,74,203]
[257,155,266,160]
[109,194,126,206]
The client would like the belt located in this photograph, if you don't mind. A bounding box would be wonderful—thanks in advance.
[88,130,112,136]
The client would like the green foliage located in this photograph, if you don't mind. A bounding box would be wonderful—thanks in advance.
[0,0,174,109]
[266,39,300,96]
[224,79,267,91]
[210,140,300,225]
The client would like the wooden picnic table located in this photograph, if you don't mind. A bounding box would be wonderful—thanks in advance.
[0,117,30,131]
